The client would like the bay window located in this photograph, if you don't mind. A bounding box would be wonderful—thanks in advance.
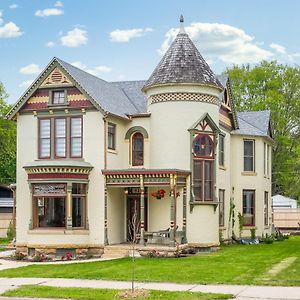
[38,116,82,159]
[193,134,214,201]
[243,190,255,226]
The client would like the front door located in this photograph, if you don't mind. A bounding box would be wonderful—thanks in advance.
[127,188,147,242]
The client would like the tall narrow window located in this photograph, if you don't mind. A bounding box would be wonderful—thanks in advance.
[108,123,116,150]
[264,191,269,226]
[55,118,66,158]
[243,190,255,226]
[193,134,214,201]
[244,140,255,172]
[70,117,82,157]
[39,119,51,158]
[267,144,270,177]
[52,91,65,105]
[72,183,86,228]
[219,189,225,226]
[132,132,144,166]
[219,134,225,166]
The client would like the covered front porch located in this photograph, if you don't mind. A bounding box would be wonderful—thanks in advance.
[102,169,190,247]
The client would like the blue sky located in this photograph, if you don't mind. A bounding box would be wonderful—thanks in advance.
[1,0,300,104]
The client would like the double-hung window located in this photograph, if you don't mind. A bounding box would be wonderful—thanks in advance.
[264,191,269,226]
[55,118,67,158]
[243,190,255,226]
[70,117,82,158]
[132,132,144,166]
[39,119,51,158]
[219,189,225,226]
[244,140,255,172]
[108,123,116,150]
[219,134,225,166]
[38,116,82,159]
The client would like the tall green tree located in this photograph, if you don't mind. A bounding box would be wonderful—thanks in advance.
[0,82,16,184]
[227,61,300,200]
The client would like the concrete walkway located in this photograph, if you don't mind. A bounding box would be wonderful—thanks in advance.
[0,278,299,300]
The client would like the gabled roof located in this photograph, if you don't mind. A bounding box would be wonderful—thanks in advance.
[231,110,271,138]
[110,80,147,113]
[7,57,142,120]
[144,21,223,91]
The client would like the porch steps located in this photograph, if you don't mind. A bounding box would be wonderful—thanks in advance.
[102,245,132,259]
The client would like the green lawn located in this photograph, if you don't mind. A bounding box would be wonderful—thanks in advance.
[0,237,299,286]
[2,285,232,300]
[0,238,11,245]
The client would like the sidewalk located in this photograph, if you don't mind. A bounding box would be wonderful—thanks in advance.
[0,278,300,300]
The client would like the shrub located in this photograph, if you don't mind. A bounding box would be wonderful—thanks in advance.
[13,251,25,260]
[263,233,274,244]
[250,228,256,239]
[6,221,14,240]
[32,253,46,262]
[146,250,158,258]
[61,252,73,261]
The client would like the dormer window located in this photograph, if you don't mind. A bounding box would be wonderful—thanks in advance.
[52,90,66,105]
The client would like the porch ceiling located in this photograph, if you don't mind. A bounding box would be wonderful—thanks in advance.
[102,168,190,187]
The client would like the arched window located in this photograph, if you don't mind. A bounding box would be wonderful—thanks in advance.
[132,132,144,166]
[193,134,214,201]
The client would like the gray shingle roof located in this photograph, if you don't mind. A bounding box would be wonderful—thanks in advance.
[57,58,139,118]
[232,110,271,137]
[144,31,223,90]
[110,80,147,113]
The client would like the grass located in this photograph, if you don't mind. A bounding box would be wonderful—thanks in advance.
[2,285,233,300]
[0,238,11,245]
[0,237,299,286]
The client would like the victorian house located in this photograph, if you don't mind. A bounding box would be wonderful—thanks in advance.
[7,18,272,257]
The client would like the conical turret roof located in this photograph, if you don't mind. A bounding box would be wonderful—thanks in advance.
[144,17,222,90]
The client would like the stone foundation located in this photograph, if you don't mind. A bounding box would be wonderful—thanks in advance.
[16,243,104,260]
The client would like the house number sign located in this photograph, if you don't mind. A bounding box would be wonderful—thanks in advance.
[33,184,66,196]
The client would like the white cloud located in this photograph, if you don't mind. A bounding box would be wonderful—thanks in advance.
[54,1,63,7]
[158,22,274,64]
[35,8,63,17]
[19,64,42,75]
[110,27,152,42]
[46,41,55,48]
[61,28,88,47]
[71,61,112,76]
[0,12,3,25]
[0,21,22,38]
[9,4,18,9]
[270,43,286,54]
[19,79,34,88]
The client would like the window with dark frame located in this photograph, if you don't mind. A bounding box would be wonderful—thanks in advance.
[39,119,51,158]
[219,189,225,226]
[70,117,82,158]
[219,134,225,166]
[52,91,65,105]
[244,140,255,172]
[243,190,255,226]
[32,183,87,229]
[193,134,214,201]
[264,191,269,226]
[38,116,82,159]
[132,132,144,166]
[108,123,116,150]
[55,118,67,158]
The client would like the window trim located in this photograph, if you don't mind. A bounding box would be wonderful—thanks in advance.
[242,189,255,227]
[54,117,67,159]
[49,89,68,106]
[131,132,144,166]
[219,134,225,166]
[243,139,255,172]
[107,122,116,151]
[70,116,83,158]
[219,189,225,227]
[38,118,51,159]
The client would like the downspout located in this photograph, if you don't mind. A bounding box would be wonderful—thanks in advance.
[103,115,108,169]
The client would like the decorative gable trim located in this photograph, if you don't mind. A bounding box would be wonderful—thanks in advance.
[225,78,239,129]
[6,58,104,120]
[188,113,220,134]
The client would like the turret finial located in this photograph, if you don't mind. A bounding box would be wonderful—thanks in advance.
[179,15,185,33]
